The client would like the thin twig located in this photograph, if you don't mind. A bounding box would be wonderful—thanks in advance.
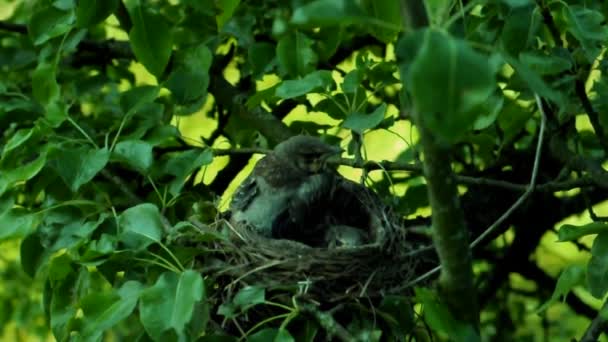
[406,93,547,287]
[470,94,546,248]
[579,301,608,342]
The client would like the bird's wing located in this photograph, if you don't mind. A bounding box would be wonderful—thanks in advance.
[230,174,258,212]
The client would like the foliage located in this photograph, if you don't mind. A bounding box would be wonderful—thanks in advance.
[2,0,608,341]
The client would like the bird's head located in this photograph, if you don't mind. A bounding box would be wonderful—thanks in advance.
[274,135,343,174]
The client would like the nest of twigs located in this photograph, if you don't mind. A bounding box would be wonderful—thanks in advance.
[188,186,433,304]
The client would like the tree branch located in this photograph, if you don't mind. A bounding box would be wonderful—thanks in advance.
[398,1,478,328]
[580,301,608,342]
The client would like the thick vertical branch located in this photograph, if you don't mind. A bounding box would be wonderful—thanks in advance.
[416,124,479,326]
[399,0,479,328]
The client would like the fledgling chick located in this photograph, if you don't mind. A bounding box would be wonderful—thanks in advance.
[229,135,342,241]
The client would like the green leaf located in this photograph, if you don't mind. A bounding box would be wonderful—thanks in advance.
[558,222,608,242]
[520,51,572,75]
[377,295,415,337]
[562,5,608,63]
[0,154,47,196]
[216,0,241,29]
[217,285,265,319]
[248,42,276,79]
[76,0,119,27]
[275,70,334,99]
[45,100,68,127]
[21,233,45,277]
[291,0,365,27]
[0,208,37,241]
[246,84,279,109]
[471,94,504,130]
[49,271,77,340]
[123,0,173,77]
[234,285,265,308]
[139,270,206,340]
[32,62,60,106]
[2,128,35,159]
[113,140,154,173]
[247,328,294,342]
[166,43,213,104]
[403,29,496,144]
[118,203,163,250]
[360,0,401,43]
[120,85,160,115]
[28,6,75,45]
[500,5,538,56]
[415,288,479,342]
[48,253,75,285]
[51,147,110,192]
[79,281,143,340]
[587,232,608,298]
[276,31,317,77]
[503,54,564,106]
[342,69,363,93]
[342,103,386,134]
[536,265,585,313]
[164,148,214,195]
[51,216,106,252]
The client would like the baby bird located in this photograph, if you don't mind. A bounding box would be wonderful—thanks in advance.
[230,135,342,242]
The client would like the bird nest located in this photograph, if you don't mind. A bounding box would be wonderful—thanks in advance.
[181,192,434,304]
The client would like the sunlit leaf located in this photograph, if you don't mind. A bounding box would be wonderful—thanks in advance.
[342,103,386,134]
[558,222,608,242]
[275,70,333,99]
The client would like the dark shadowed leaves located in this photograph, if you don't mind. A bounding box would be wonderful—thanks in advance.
[537,265,585,312]
[587,232,608,298]
[76,0,119,28]
[79,281,143,340]
[276,31,317,77]
[562,5,608,63]
[415,288,479,341]
[247,328,294,342]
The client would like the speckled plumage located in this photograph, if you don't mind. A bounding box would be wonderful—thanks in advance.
[229,135,341,239]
